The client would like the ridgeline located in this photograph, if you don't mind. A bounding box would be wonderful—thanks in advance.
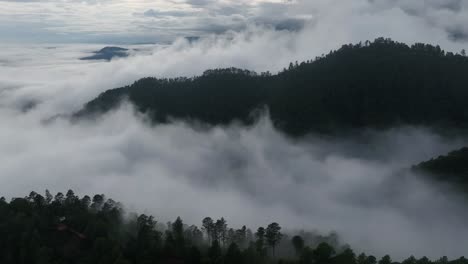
[414,147,468,187]
[76,38,468,136]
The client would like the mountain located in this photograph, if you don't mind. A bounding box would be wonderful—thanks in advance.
[80,46,129,61]
[414,147,468,186]
[76,38,468,136]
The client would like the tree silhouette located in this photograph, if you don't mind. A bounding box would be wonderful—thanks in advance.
[313,242,336,264]
[1,189,467,264]
[265,222,282,257]
[292,235,304,256]
[379,255,392,264]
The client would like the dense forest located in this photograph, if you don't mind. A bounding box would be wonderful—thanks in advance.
[1,190,467,264]
[77,38,468,136]
[414,147,468,187]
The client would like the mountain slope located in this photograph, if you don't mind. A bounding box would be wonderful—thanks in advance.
[414,147,468,186]
[76,38,468,136]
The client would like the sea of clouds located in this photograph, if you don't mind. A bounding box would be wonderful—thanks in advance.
[1,6,468,258]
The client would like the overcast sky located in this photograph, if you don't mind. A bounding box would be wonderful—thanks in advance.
[1,0,468,45]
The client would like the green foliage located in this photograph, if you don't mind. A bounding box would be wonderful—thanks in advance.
[225,243,243,264]
[313,242,336,264]
[1,190,468,264]
[77,38,468,136]
[292,235,305,256]
[265,222,283,257]
[379,255,392,264]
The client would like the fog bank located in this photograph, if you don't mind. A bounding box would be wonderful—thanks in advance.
[1,103,468,259]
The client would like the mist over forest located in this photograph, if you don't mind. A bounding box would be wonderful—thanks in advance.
[2,1,468,263]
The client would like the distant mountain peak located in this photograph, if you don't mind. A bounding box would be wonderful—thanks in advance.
[80,46,129,61]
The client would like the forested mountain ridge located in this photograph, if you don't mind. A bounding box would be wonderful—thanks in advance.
[76,38,468,136]
[413,147,468,186]
[1,190,466,264]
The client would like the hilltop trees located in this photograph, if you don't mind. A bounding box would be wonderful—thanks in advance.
[2,190,468,264]
[413,147,468,187]
[78,38,468,136]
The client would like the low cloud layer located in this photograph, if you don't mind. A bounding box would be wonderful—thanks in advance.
[1,104,468,260]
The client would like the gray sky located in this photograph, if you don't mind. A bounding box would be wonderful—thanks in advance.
[1,0,468,45]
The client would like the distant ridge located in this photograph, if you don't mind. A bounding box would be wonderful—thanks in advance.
[80,46,129,61]
[414,147,468,186]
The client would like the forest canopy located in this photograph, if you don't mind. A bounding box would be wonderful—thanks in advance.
[77,38,468,136]
[1,190,467,264]
[414,147,468,187]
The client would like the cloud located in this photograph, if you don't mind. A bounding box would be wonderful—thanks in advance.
[1,0,467,45]
[1,102,468,260]
[185,0,214,7]
[142,9,193,18]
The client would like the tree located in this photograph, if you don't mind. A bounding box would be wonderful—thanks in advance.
[403,256,417,264]
[255,227,266,256]
[265,222,282,257]
[54,192,64,204]
[358,254,377,264]
[334,248,356,264]
[186,225,203,246]
[417,256,431,264]
[225,243,243,264]
[91,194,105,211]
[313,242,335,264]
[188,246,202,264]
[81,195,91,208]
[461,49,466,56]
[357,253,367,264]
[291,235,304,256]
[81,38,468,140]
[215,217,228,247]
[235,226,247,248]
[367,255,377,264]
[172,216,185,254]
[379,255,392,264]
[44,190,53,204]
[227,228,236,245]
[208,240,222,264]
[2,189,467,264]
[65,189,77,205]
[202,217,214,243]
[436,256,448,264]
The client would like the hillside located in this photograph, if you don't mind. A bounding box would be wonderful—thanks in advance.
[76,38,468,136]
[414,147,468,186]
